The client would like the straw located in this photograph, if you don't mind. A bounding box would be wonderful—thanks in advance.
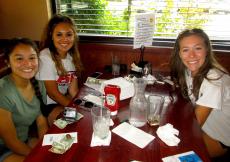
[100,95,104,117]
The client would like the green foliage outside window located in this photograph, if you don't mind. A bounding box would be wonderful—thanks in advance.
[57,0,208,37]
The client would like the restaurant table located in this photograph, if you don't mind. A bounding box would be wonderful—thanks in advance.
[24,76,211,162]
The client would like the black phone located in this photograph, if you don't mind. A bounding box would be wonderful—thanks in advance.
[63,107,77,122]
[89,72,103,78]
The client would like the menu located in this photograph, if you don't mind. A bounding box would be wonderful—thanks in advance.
[133,12,155,49]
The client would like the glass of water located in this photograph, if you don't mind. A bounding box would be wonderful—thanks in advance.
[91,107,110,139]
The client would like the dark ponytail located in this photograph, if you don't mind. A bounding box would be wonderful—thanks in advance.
[30,78,46,114]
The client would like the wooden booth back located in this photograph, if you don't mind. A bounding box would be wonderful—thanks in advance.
[79,43,230,82]
[0,40,230,83]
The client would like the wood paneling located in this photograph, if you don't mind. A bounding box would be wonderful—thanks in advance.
[79,43,230,82]
[0,0,51,40]
[0,41,229,80]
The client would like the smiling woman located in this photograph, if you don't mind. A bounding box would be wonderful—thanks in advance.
[0,38,48,162]
[170,28,230,158]
[179,35,208,77]
[36,14,84,126]
[10,44,38,79]
[52,23,75,58]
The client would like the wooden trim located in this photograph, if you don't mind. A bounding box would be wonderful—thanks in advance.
[79,42,230,82]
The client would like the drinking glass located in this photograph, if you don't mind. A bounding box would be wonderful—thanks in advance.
[91,107,110,139]
[112,55,120,76]
[147,95,164,126]
[143,63,152,76]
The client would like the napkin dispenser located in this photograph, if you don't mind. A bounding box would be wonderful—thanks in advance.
[100,77,134,100]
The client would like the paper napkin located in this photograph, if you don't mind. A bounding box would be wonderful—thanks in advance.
[143,74,157,85]
[112,122,155,148]
[83,94,103,107]
[42,132,78,146]
[99,77,134,100]
[90,131,111,147]
[156,123,180,146]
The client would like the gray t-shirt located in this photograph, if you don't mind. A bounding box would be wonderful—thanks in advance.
[0,75,46,145]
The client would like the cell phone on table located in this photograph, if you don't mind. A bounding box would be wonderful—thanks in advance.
[89,72,103,78]
[63,107,77,122]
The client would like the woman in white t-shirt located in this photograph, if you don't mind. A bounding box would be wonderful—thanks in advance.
[36,14,83,125]
[170,28,230,158]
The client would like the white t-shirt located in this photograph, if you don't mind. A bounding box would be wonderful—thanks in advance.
[186,69,230,146]
[36,48,76,104]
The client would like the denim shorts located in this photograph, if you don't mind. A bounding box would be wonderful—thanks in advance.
[41,104,58,117]
[0,145,12,162]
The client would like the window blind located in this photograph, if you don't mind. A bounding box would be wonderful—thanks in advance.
[55,0,230,41]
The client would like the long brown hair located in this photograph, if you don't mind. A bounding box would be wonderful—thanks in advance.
[4,38,45,108]
[40,14,83,76]
[170,28,228,100]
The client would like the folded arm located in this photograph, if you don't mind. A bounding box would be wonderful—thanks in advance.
[68,77,78,98]
[195,105,212,126]
[44,80,72,106]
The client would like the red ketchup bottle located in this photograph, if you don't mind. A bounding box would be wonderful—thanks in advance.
[104,84,121,116]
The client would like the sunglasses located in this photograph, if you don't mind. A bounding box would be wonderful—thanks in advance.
[74,99,94,110]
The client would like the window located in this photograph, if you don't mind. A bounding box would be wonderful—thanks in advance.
[54,0,230,50]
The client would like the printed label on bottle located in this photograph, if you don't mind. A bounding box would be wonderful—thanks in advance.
[106,94,116,106]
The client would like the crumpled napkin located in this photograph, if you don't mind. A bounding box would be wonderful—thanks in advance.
[143,74,157,84]
[156,123,180,146]
[131,63,142,72]
[90,131,111,147]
